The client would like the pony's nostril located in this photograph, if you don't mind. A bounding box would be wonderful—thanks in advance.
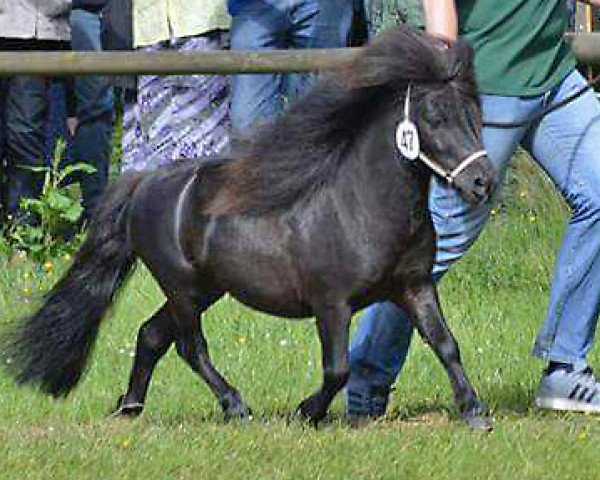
[474,177,487,192]
[470,176,492,201]
[474,175,494,192]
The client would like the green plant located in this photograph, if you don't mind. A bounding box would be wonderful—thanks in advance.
[5,139,95,261]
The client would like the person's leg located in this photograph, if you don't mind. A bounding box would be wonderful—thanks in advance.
[44,80,71,165]
[230,0,288,129]
[120,89,144,173]
[3,75,48,218]
[70,8,114,222]
[284,0,353,100]
[523,70,600,412]
[0,77,6,214]
[166,35,230,159]
[346,93,533,418]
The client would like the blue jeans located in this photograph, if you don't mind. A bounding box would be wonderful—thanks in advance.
[349,69,600,390]
[70,8,114,221]
[230,0,353,129]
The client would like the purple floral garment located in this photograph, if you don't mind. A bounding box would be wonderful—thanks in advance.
[122,32,230,172]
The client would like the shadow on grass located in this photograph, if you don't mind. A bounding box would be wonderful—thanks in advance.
[103,379,542,431]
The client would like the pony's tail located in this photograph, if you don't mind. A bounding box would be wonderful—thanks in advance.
[2,172,145,397]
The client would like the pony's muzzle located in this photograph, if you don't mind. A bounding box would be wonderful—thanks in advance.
[455,155,496,205]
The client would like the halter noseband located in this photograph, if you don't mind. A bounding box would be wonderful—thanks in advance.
[418,150,488,186]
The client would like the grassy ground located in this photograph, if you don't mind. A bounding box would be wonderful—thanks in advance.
[1,153,599,479]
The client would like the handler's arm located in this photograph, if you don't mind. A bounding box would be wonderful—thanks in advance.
[422,0,458,42]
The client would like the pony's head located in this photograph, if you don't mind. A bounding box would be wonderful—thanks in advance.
[414,40,494,204]
[348,28,496,204]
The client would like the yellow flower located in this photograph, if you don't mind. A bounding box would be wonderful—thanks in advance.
[238,336,247,344]
[43,261,54,273]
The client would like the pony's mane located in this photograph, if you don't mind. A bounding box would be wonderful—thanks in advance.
[205,24,475,215]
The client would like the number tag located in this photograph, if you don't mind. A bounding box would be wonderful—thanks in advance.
[396,119,420,161]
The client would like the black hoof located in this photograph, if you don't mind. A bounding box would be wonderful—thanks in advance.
[295,396,326,426]
[110,395,144,418]
[464,414,494,431]
[461,400,493,431]
[224,403,252,423]
[220,391,252,423]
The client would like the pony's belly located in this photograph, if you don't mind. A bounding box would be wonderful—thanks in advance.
[228,288,312,319]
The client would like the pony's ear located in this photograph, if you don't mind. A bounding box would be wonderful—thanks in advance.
[447,39,475,81]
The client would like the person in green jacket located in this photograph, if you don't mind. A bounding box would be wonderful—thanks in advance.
[347,0,600,419]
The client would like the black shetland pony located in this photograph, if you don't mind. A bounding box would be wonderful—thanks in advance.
[4,26,496,429]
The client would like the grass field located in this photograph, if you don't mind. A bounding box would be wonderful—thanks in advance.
[1,153,599,480]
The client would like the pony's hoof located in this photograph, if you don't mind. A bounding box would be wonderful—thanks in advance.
[219,391,252,423]
[224,403,253,423]
[464,414,493,431]
[110,395,144,418]
[295,397,325,426]
[461,399,493,431]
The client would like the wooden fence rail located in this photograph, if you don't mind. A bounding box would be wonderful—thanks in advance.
[0,33,598,76]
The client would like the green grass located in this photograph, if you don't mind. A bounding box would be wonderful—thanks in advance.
[1,152,598,480]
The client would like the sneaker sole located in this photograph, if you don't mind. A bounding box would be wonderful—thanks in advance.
[535,396,600,414]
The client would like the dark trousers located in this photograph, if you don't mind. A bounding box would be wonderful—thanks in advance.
[0,39,69,218]
[2,75,48,216]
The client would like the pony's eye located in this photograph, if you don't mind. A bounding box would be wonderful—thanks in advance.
[424,107,444,128]
[421,99,445,128]
[429,114,444,128]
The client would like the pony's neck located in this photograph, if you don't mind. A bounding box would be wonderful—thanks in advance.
[339,109,432,226]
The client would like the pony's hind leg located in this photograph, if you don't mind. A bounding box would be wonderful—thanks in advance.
[113,303,174,417]
[297,304,351,424]
[171,293,252,422]
[396,281,492,430]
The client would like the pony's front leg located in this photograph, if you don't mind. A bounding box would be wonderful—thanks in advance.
[297,304,351,424]
[395,282,493,431]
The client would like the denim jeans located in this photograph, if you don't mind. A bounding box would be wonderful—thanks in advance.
[70,8,114,221]
[230,0,353,129]
[349,68,600,389]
